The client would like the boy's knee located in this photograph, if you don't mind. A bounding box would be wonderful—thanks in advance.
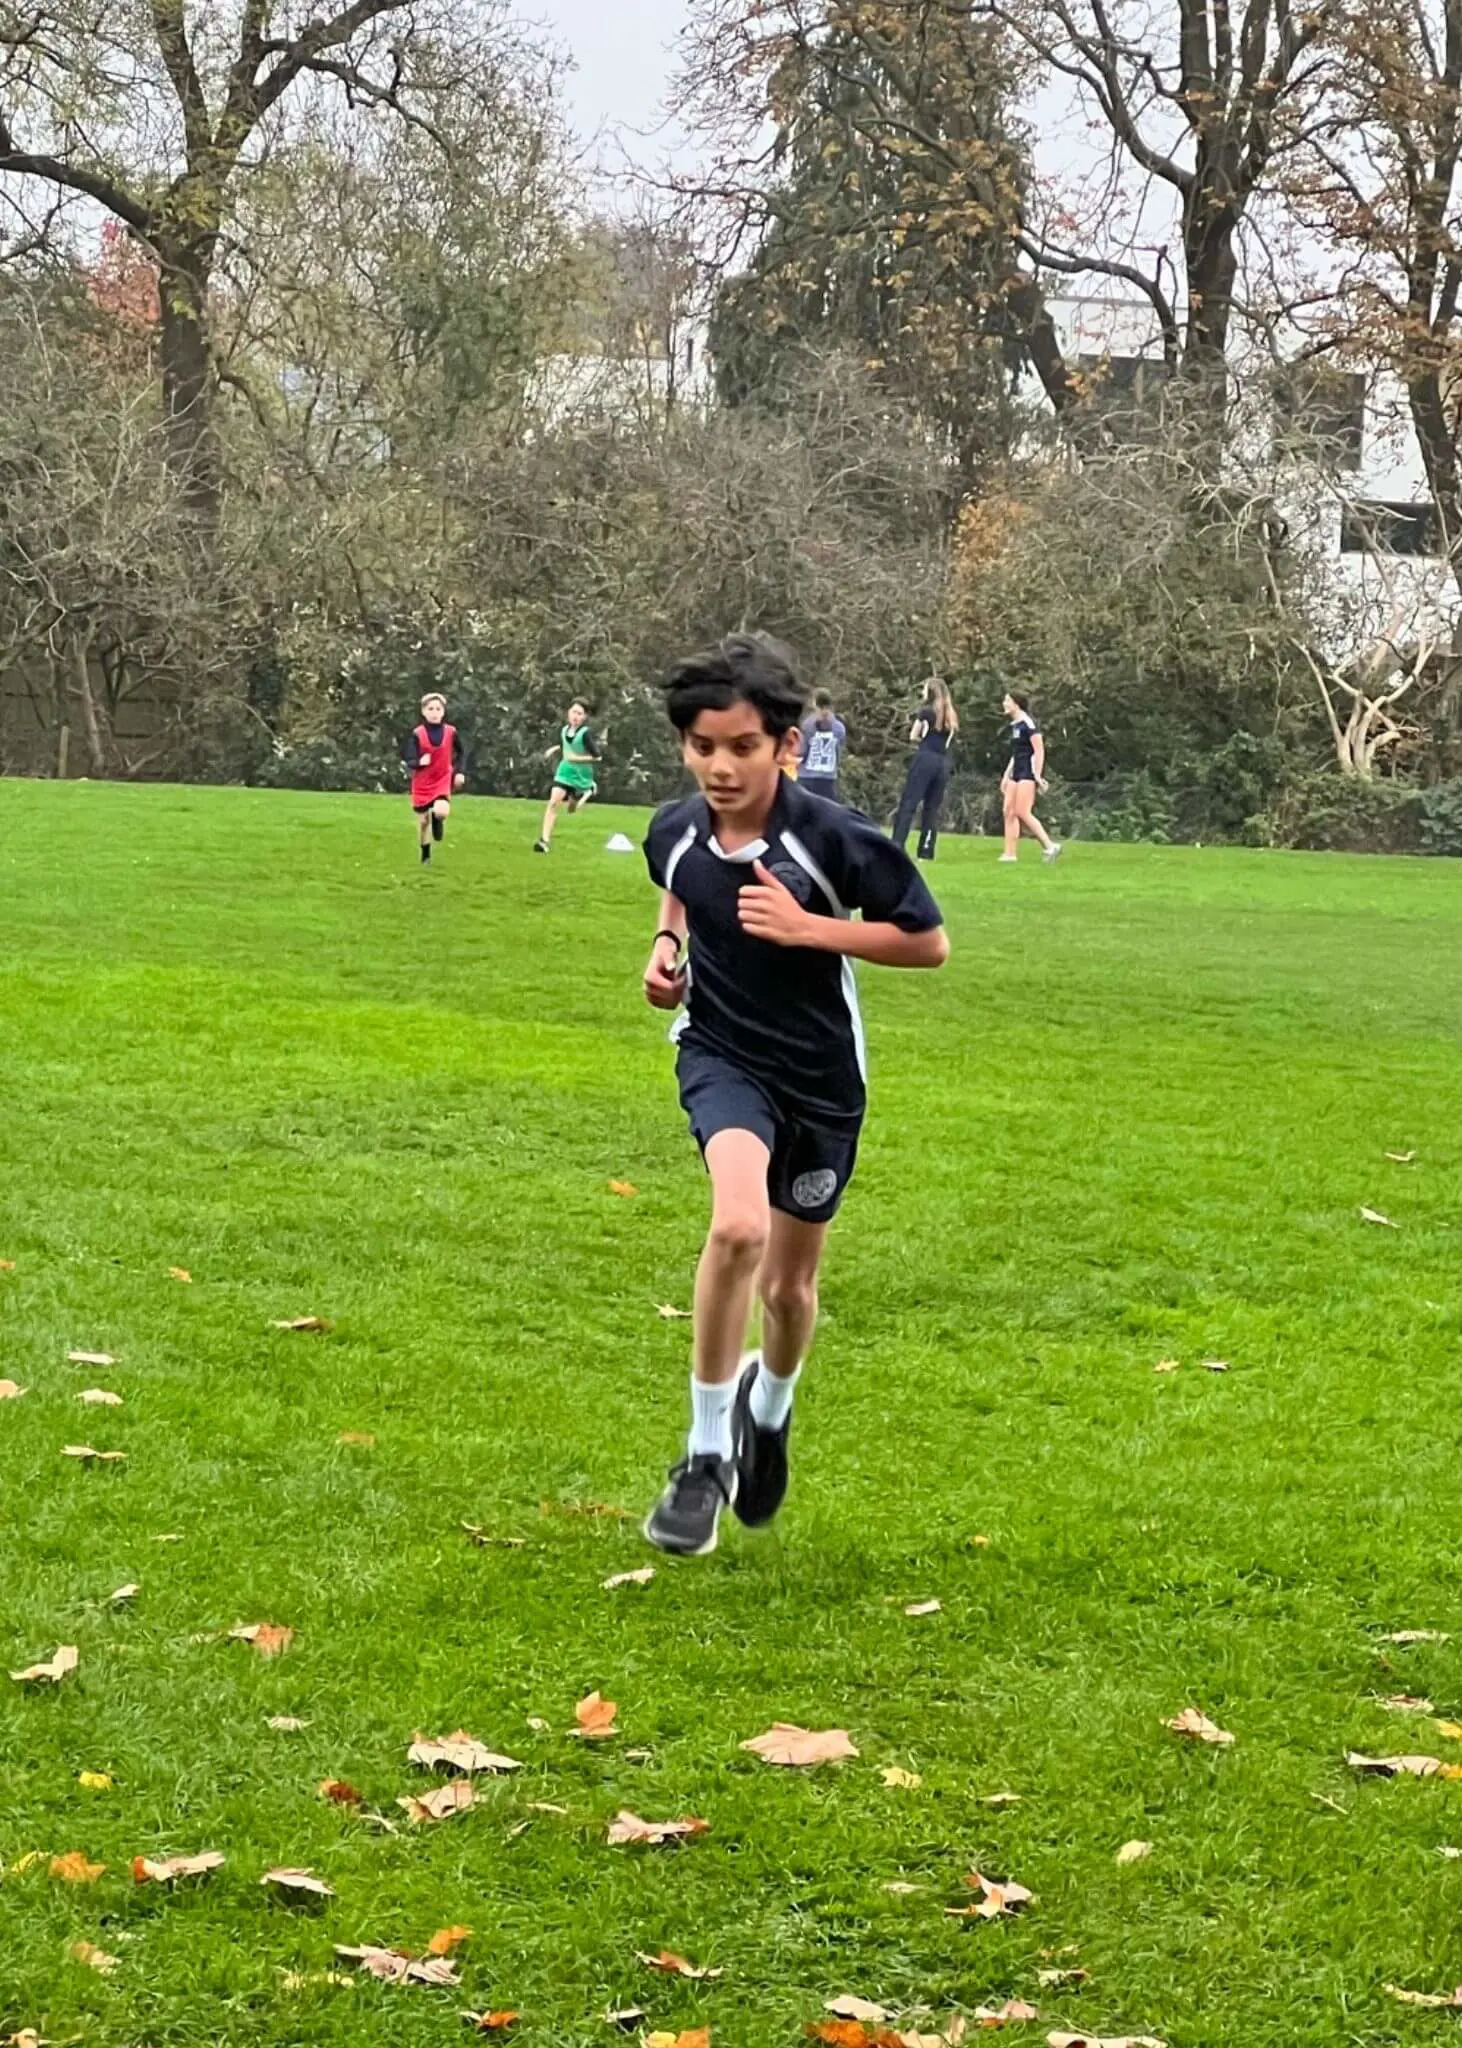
[709,1208,769,1266]
[762,1268,816,1320]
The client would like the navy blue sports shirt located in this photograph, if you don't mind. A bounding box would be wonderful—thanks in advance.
[645,778,942,1120]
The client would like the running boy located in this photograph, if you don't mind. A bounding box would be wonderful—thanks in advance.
[402,691,468,864]
[534,701,601,852]
[641,633,949,1556]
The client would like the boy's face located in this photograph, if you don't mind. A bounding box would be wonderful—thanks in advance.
[683,702,793,817]
[422,696,446,722]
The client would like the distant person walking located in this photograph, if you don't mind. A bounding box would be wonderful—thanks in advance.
[799,690,847,804]
[892,676,957,861]
[999,691,1061,864]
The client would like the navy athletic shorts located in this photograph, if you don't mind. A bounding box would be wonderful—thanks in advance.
[676,1038,863,1224]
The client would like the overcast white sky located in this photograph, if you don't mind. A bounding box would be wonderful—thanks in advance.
[537,0,689,164]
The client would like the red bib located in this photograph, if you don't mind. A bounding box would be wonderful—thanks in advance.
[411,723,456,806]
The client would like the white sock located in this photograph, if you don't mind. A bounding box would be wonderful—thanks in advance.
[688,1375,736,1461]
[750,1360,800,1432]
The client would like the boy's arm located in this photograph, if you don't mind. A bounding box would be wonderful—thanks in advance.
[453,730,469,783]
[738,867,947,967]
[644,891,689,1009]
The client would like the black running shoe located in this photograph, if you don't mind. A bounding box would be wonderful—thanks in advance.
[732,1359,791,1528]
[533,838,550,853]
[644,1453,737,1557]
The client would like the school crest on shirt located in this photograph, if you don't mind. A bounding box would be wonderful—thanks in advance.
[767,860,815,904]
[792,1168,839,1210]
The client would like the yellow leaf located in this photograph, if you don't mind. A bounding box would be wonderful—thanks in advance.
[50,1851,106,1883]
[77,1771,114,1791]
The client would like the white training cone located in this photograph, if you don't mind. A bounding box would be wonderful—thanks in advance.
[605,833,635,853]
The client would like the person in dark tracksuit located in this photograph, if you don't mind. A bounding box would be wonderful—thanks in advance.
[891,676,958,860]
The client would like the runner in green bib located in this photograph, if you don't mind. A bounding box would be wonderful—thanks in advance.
[535,701,602,852]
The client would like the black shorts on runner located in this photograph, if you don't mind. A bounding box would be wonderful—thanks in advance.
[413,798,451,814]
[676,1037,862,1224]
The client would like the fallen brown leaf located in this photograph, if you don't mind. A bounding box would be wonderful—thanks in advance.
[606,1809,708,1846]
[77,1388,122,1407]
[805,2025,901,2048]
[1377,1694,1434,1713]
[427,1924,473,1956]
[1152,1360,1179,1374]
[67,1350,115,1367]
[1201,1359,1229,1374]
[398,1780,477,1824]
[463,1526,527,1548]
[1360,1207,1398,1228]
[1383,1985,1462,2009]
[409,1731,523,1775]
[1037,1971,1089,1989]
[262,1866,334,1898]
[337,1431,375,1447]
[318,1779,364,1806]
[1439,1846,1462,1859]
[604,1568,657,1590]
[948,1872,1034,1920]
[1435,1720,1462,1742]
[826,1997,892,2022]
[608,1179,639,1198]
[575,1690,620,1739]
[657,1303,693,1319]
[1346,1751,1462,1779]
[904,1601,942,1618]
[109,1582,139,1606]
[335,1943,459,1986]
[62,1444,125,1463]
[132,1850,225,1883]
[1115,1841,1152,1866]
[882,1767,922,1789]
[604,2009,648,2030]
[980,1791,1022,1807]
[1047,2036,1165,2048]
[70,1940,118,1974]
[0,1380,26,1399]
[50,1851,105,1883]
[742,1724,859,1768]
[1386,1149,1418,1164]
[463,2015,519,2033]
[0,1258,14,1271]
[5,2029,45,2047]
[969,1533,991,1547]
[644,2034,710,2048]
[974,2003,1040,2028]
[1380,1630,1451,1645]
[11,1645,78,1685]
[267,1714,309,1731]
[229,1622,294,1656]
[638,1949,722,1980]
[272,1316,334,1332]
[1164,1707,1234,1746]
[168,1266,193,1282]
[152,1531,184,1542]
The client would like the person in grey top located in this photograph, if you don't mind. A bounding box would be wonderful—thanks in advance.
[798,690,847,803]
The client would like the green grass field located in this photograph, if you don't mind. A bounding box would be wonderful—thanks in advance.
[3,780,1462,2047]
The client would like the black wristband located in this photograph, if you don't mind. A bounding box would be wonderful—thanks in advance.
[654,928,683,950]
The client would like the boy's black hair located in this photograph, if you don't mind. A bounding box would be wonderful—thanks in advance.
[813,687,834,710]
[662,632,805,741]
[1006,688,1031,712]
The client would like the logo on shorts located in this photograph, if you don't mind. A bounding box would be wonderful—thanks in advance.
[767,860,814,904]
[792,1168,839,1210]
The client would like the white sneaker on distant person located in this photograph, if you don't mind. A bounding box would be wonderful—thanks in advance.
[1043,843,1063,863]
[997,853,1017,864]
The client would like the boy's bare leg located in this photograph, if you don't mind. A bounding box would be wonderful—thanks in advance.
[417,809,432,862]
[538,788,563,847]
[693,1129,772,1405]
[759,1210,826,1382]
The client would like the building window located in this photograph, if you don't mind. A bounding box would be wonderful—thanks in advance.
[1339,499,1441,557]
[1273,365,1366,471]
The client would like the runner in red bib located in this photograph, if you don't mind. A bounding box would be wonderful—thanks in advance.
[401,691,468,865]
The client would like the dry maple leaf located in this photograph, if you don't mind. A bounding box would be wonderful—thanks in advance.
[427,1925,472,1956]
[1380,1629,1451,1645]
[575,1690,620,1739]
[826,1997,892,2023]
[77,1388,122,1407]
[1116,1840,1153,1866]
[606,1809,708,1846]
[11,1645,78,1685]
[603,1567,656,1590]
[638,1950,722,1980]
[804,2026,901,2048]
[1047,2036,1165,2048]
[975,2003,1040,2027]
[62,1444,125,1463]
[1346,1751,1462,1779]
[335,1943,460,1986]
[882,1767,922,1789]
[67,1350,115,1367]
[409,1731,523,1776]
[70,1940,118,1974]
[608,1179,639,1198]
[133,1849,225,1883]
[949,1872,1035,1920]
[1163,1707,1234,1746]
[78,1771,114,1791]
[1383,1985,1462,2009]
[50,1851,105,1883]
[318,1779,364,1806]
[463,2015,519,2033]
[168,1266,193,1282]
[0,1380,26,1399]
[262,1866,334,1898]
[644,2034,710,2048]
[904,1600,942,1618]
[272,1315,334,1332]
[1360,1207,1398,1228]
[229,1622,294,1656]
[267,1714,309,1732]
[742,1723,859,1768]
[399,1780,477,1825]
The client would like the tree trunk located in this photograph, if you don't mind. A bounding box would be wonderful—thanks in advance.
[1407,369,1462,602]
[70,634,109,777]
[156,239,221,526]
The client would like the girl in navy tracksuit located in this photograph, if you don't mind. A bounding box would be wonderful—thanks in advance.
[1000,690,1061,864]
[892,676,958,860]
